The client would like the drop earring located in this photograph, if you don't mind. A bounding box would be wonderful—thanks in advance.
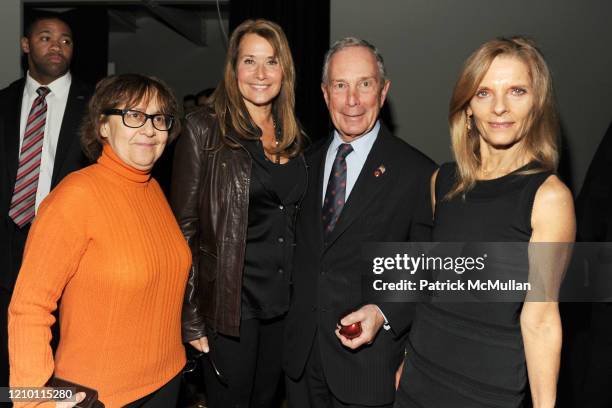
[466,111,472,132]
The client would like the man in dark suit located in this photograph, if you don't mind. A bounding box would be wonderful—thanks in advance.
[284,37,435,408]
[0,13,91,391]
[567,120,612,407]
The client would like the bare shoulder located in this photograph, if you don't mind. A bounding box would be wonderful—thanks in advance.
[533,174,573,208]
[430,168,440,211]
[531,174,575,242]
[431,168,440,185]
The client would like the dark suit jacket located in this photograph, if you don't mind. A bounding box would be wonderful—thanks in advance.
[576,120,612,242]
[284,125,436,406]
[569,120,612,407]
[0,76,92,291]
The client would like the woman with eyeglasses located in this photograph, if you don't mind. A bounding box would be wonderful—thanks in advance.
[171,19,307,407]
[8,74,190,408]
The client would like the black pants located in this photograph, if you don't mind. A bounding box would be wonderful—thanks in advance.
[0,290,10,391]
[0,290,11,408]
[203,317,284,408]
[285,335,392,408]
[123,372,182,408]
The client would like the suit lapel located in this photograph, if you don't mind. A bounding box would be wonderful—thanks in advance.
[2,79,26,191]
[51,80,88,187]
[324,126,394,249]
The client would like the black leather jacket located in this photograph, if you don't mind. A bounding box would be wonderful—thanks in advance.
[171,109,252,339]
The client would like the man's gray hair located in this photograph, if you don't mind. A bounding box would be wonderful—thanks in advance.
[321,37,387,85]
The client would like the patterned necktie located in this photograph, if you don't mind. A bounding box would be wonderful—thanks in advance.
[322,143,353,235]
[9,86,51,227]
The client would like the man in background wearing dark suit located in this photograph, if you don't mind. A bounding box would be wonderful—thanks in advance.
[570,120,612,407]
[0,13,91,392]
[284,37,435,407]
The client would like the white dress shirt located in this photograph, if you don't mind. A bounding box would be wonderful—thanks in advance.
[19,71,72,212]
[322,121,380,204]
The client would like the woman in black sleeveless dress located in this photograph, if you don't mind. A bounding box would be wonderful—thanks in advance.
[395,37,575,408]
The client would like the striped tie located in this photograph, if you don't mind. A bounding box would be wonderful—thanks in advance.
[9,86,51,227]
[322,143,353,235]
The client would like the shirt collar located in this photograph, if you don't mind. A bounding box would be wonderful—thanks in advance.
[25,70,72,99]
[330,120,380,161]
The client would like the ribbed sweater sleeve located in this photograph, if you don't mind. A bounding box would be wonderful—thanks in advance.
[9,174,90,407]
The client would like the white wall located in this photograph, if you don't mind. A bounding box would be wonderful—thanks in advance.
[109,13,228,105]
[331,0,612,193]
[0,0,23,88]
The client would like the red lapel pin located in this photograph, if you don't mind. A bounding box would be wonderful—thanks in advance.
[374,164,386,178]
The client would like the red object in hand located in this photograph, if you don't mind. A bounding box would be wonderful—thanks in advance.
[339,321,362,339]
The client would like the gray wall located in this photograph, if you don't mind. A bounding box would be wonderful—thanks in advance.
[0,1,227,109]
[331,0,612,193]
[0,0,22,88]
[109,13,228,104]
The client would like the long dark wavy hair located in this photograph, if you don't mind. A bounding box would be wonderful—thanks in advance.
[208,19,304,157]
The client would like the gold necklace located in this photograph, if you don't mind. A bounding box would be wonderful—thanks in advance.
[272,119,280,164]
[262,119,281,164]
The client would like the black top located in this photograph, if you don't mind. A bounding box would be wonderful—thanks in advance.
[396,162,552,408]
[239,138,307,320]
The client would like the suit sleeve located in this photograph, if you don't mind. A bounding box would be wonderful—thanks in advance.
[409,162,436,241]
[378,161,436,336]
[576,121,612,242]
[8,178,89,407]
[170,116,207,342]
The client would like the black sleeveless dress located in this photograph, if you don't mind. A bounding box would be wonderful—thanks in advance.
[395,162,553,408]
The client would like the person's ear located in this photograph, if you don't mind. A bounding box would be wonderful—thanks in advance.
[100,119,110,140]
[321,83,331,109]
[379,80,391,107]
[20,37,30,54]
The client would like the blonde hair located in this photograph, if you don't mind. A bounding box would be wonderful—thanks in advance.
[209,19,304,157]
[447,36,559,197]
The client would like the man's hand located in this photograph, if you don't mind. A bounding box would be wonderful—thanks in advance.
[189,336,209,353]
[335,304,386,349]
[395,359,405,389]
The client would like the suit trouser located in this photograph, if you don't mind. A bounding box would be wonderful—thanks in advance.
[286,332,393,408]
[202,316,284,408]
[0,289,11,408]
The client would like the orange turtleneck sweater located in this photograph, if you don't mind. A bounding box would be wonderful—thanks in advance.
[8,145,191,407]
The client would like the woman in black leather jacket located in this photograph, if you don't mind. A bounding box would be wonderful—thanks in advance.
[171,19,307,407]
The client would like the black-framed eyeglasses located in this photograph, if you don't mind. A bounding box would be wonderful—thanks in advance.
[103,108,174,131]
